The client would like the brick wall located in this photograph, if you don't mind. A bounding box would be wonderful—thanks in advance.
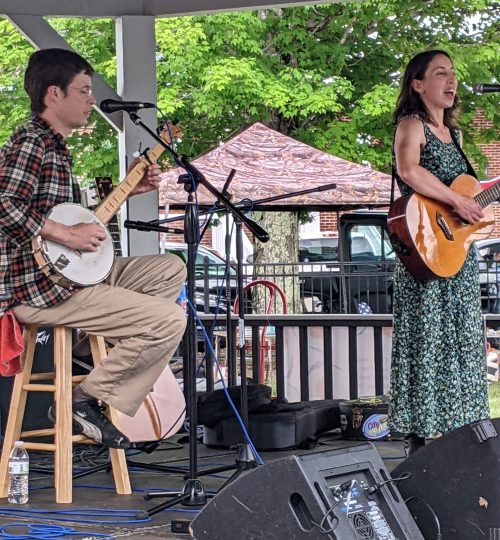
[320,212,338,231]
[160,210,213,247]
[474,109,500,178]
[473,110,500,236]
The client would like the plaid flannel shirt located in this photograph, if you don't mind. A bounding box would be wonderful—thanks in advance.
[0,115,82,316]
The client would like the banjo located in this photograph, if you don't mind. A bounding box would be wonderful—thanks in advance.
[32,131,171,289]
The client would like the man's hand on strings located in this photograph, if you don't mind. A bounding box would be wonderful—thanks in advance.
[131,161,163,195]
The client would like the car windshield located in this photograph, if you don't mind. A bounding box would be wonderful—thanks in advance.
[478,243,500,263]
[299,238,338,262]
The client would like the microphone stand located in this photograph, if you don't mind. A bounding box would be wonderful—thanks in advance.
[145,182,338,486]
[123,111,269,517]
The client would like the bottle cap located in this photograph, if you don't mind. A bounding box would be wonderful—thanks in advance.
[14,441,24,447]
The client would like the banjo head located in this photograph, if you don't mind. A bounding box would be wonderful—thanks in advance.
[41,203,115,286]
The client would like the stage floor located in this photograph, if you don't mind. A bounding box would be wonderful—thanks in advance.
[0,431,407,539]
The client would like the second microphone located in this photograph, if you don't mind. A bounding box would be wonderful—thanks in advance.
[100,99,156,113]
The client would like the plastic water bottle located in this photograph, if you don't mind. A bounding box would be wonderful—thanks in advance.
[7,441,29,504]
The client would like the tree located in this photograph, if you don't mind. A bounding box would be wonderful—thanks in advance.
[1,4,497,176]
[0,18,118,184]
[0,3,498,311]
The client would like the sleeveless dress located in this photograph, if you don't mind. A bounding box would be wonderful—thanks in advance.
[388,118,489,438]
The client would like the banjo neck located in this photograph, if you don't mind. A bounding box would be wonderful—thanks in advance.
[93,133,169,225]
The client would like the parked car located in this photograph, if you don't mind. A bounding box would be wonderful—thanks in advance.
[299,215,500,315]
[161,242,239,314]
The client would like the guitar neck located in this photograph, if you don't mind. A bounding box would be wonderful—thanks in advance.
[94,176,122,257]
[475,180,500,209]
[94,141,165,224]
[107,220,123,257]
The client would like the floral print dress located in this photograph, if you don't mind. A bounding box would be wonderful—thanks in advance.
[389,118,489,437]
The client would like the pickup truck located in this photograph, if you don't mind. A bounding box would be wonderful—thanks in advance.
[299,213,395,314]
[299,212,498,314]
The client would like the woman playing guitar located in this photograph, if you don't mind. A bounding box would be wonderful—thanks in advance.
[388,50,489,455]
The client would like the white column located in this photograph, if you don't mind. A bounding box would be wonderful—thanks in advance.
[116,16,159,256]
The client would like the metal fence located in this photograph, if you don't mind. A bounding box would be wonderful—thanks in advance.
[198,314,500,402]
[197,259,500,315]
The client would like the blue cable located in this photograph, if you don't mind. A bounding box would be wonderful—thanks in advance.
[189,299,264,466]
[196,220,236,377]
[0,507,150,525]
[0,523,112,539]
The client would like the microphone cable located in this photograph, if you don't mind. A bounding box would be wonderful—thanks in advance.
[405,496,442,540]
[365,472,411,495]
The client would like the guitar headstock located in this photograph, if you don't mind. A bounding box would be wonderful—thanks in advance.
[157,123,182,146]
[94,176,114,202]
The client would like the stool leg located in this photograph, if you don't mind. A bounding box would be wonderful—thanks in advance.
[53,326,73,504]
[0,325,38,498]
[88,335,131,495]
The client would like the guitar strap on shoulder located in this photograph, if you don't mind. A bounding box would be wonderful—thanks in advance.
[390,132,397,206]
[390,165,397,205]
[450,130,478,179]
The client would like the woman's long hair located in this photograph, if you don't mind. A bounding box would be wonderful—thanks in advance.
[393,49,460,129]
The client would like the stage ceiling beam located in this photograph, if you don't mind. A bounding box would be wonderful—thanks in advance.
[0,0,341,17]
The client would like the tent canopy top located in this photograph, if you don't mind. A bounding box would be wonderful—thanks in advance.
[160,122,394,212]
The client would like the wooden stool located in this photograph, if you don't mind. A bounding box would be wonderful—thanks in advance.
[0,325,131,503]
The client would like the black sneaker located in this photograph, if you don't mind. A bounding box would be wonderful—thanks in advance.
[47,403,83,436]
[48,401,131,449]
[72,400,131,449]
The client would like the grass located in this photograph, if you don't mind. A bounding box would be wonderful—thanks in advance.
[488,382,500,418]
[264,363,500,415]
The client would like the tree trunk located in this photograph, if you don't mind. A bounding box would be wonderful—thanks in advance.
[252,211,301,314]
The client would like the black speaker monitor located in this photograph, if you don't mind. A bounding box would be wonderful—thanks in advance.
[393,418,500,540]
[192,443,424,540]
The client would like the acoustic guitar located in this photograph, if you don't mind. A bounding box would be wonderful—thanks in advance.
[387,174,499,280]
[93,176,123,257]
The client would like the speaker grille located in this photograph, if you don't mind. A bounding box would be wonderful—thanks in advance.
[350,512,376,540]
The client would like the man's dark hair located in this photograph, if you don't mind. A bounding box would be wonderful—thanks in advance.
[24,48,94,114]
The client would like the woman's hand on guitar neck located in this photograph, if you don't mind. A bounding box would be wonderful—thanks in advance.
[451,193,484,224]
[41,219,107,252]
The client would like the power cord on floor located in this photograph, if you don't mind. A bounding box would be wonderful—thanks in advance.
[0,523,113,539]
[0,506,150,525]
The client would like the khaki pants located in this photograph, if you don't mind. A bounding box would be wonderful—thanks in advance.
[13,254,187,416]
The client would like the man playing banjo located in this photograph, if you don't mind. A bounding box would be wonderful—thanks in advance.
[0,48,187,449]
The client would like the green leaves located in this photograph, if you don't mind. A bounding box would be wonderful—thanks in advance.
[0,1,497,183]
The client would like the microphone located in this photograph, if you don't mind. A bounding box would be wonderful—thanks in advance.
[100,99,156,113]
[473,83,500,94]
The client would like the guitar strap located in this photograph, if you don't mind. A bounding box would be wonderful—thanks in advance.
[450,130,478,179]
[390,134,397,206]
[390,166,397,205]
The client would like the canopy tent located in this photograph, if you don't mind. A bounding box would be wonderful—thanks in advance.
[159,122,394,212]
